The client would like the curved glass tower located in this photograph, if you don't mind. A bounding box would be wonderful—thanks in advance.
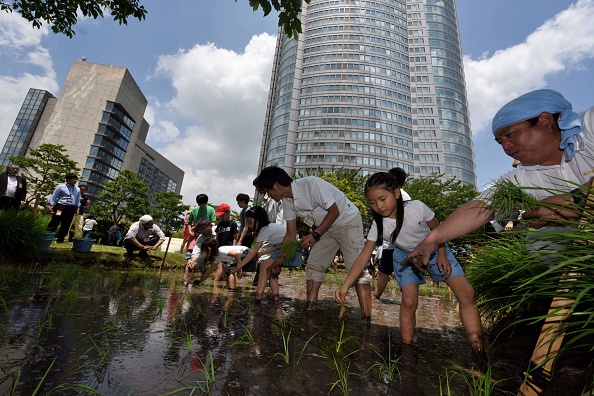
[258,0,476,186]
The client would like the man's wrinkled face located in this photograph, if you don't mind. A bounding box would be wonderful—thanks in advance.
[7,165,19,175]
[494,113,562,166]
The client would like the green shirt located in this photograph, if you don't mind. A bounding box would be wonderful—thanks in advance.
[188,205,216,224]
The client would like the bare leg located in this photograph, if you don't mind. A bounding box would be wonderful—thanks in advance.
[306,280,322,310]
[400,284,419,344]
[214,262,225,281]
[355,283,372,319]
[374,272,390,299]
[227,273,237,290]
[255,259,273,302]
[270,276,280,299]
[445,276,483,351]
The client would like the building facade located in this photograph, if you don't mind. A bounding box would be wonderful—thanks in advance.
[258,0,476,186]
[1,61,184,199]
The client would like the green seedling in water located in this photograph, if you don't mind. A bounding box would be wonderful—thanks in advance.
[90,335,112,365]
[440,366,513,396]
[368,333,400,382]
[269,329,291,364]
[329,350,360,396]
[335,321,360,353]
[35,306,54,344]
[229,323,255,348]
[184,329,193,352]
[196,351,216,394]
[294,331,322,366]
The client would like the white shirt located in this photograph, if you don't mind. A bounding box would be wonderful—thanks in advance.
[215,245,251,263]
[256,222,287,260]
[283,176,359,227]
[3,175,18,198]
[367,200,435,252]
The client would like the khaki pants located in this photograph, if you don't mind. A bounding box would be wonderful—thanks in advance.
[305,212,371,284]
[70,214,84,238]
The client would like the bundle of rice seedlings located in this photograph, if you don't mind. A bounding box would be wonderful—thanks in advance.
[488,179,540,221]
[269,240,301,276]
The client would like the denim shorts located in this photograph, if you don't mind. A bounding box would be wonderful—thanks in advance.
[392,246,465,289]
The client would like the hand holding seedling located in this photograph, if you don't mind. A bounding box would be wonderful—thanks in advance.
[334,284,349,305]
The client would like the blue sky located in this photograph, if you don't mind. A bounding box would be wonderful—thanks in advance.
[1,0,593,209]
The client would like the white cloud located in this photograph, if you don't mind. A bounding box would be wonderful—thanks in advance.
[464,0,594,134]
[0,12,58,152]
[179,168,257,212]
[149,33,277,205]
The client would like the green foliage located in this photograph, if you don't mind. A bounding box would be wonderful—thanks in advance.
[2,0,147,38]
[467,188,594,371]
[10,144,80,206]
[151,191,189,234]
[247,0,309,39]
[0,210,49,256]
[404,173,479,222]
[92,170,150,225]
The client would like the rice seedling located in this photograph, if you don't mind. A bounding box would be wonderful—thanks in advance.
[368,333,400,382]
[184,328,194,352]
[195,351,216,394]
[269,329,291,364]
[28,359,56,396]
[34,306,54,343]
[270,240,301,276]
[335,321,360,353]
[90,335,112,365]
[46,383,102,395]
[328,350,360,395]
[487,179,540,221]
[294,331,322,366]
[229,323,255,348]
[439,367,513,396]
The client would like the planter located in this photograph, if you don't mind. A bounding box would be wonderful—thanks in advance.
[39,232,55,252]
[72,238,96,253]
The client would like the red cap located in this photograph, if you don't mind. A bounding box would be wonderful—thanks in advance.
[215,203,230,217]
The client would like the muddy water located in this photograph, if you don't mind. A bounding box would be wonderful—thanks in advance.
[0,268,589,395]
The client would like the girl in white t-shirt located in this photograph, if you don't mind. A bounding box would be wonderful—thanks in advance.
[231,206,288,302]
[335,172,485,359]
[194,237,251,290]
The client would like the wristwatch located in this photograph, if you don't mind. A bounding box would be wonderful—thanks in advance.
[311,230,321,241]
[571,187,588,207]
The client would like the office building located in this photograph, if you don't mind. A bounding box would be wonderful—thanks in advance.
[258,0,476,185]
[1,61,184,199]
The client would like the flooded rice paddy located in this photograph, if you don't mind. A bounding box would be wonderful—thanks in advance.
[0,266,590,395]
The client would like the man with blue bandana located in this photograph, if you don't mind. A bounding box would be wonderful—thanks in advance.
[405,89,594,268]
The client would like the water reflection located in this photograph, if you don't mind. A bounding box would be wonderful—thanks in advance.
[0,269,588,395]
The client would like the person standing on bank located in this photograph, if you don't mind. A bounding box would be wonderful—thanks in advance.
[0,163,27,211]
[46,174,81,243]
[123,215,166,258]
[406,89,594,269]
[71,184,91,239]
[256,166,372,316]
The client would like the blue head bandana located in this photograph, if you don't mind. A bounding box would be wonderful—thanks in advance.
[492,89,583,161]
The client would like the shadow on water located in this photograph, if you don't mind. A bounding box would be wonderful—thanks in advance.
[0,268,591,395]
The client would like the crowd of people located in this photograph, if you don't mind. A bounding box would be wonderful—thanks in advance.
[3,88,592,368]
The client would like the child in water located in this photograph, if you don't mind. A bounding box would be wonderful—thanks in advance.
[230,206,288,302]
[335,172,485,359]
[191,237,250,290]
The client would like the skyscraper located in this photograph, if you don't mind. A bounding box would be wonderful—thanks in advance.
[258,0,476,186]
[1,61,184,199]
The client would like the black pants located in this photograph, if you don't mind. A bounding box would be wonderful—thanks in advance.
[0,196,21,211]
[46,204,77,242]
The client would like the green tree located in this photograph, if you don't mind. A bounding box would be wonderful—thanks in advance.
[93,170,150,225]
[4,0,306,39]
[248,0,309,39]
[10,144,80,211]
[404,173,479,223]
[2,0,147,38]
[151,192,189,236]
